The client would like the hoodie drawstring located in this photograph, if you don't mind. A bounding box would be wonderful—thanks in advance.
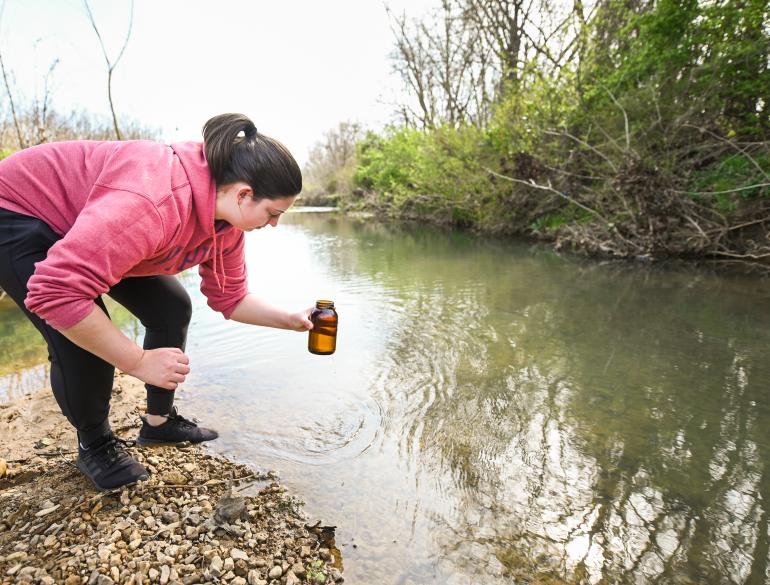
[211,225,227,293]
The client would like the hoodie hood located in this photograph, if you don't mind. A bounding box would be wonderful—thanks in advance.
[170,141,217,234]
[171,141,227,292]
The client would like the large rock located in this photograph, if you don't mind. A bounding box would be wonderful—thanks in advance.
[214,491,247,524]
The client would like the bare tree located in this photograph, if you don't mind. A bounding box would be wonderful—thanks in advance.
[388,0,494,128]
[462,0,529,85]
[83,0,134,140]
[387,0,586,128]
[28,58,59,145]
[303,121,364,199]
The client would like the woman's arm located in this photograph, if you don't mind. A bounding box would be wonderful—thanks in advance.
[60,305,190,390]
[229,293,313,331]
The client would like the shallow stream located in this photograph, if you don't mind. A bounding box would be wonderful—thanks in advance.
[2,210,769,584]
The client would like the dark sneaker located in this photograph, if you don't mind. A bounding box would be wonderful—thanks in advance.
[76,433,149,491]
[137,406,219,446]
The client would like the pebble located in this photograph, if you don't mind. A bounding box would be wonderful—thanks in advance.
[268,565,283,579]
[230,547,249,561]
[35,504,61,517]
[183,572,203,585]
[0,458,6,478]
[210,555,224,577]
[161,510,180,524]
[162,471,188,485]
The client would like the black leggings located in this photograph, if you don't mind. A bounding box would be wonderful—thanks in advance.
[0,207,192,445]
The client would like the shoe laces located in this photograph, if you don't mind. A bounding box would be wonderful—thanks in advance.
[167,409,197,430]
[90,434,134,468]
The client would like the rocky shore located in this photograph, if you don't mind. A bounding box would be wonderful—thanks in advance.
[0,376,343,585]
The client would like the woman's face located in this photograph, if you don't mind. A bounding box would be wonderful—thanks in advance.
[236,193,296,231]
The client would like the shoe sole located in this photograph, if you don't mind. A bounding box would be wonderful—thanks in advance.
[137,435,218,447]
[76,458,149,492]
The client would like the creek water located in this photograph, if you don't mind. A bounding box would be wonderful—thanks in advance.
[2,210,770,584]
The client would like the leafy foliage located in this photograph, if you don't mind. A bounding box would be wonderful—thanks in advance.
[313,0,770,259]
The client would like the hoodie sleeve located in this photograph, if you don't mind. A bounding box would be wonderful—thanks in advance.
[198,230,249,318]
[25,186,164,330]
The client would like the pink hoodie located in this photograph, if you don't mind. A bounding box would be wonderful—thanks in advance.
[0,140,248,330]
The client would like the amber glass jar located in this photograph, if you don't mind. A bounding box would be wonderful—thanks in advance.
[308,300,338,355]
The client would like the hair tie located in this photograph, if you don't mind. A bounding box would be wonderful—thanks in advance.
[244,125,258,140]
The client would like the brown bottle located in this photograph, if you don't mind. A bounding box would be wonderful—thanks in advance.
[308,300,338,355]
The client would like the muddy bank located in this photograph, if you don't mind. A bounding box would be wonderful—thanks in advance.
[0,376,343,585]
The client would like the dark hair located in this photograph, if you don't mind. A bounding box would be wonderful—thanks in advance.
[202,113,302,199]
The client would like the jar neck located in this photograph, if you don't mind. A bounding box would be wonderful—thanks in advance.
[316,300,334,309]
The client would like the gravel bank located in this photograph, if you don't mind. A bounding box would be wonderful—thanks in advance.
[0,377,343,585]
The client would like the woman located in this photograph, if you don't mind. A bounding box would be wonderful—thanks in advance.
[0,113,312,491]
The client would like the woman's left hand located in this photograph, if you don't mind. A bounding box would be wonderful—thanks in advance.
[287,306,314,331]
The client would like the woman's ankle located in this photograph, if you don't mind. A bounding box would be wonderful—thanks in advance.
[145,413,168,427]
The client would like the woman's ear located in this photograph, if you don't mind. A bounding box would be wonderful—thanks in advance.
[237,185,253,203]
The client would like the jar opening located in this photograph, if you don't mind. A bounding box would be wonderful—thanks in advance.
[316,300,334,309]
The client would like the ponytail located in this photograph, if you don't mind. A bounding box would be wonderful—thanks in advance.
[202,113,302,199]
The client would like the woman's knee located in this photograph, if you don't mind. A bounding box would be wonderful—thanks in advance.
[178,289,193,326]
[164,287,193,329]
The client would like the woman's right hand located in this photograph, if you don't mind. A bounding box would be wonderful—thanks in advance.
[125,348,190,390]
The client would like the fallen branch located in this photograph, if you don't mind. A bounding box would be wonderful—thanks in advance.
[706,217,770,234]
[711,250,770,260]
[484,166,607,222]
[684,215,709,242]
[484,167,645,254]
[671,182,770,196]
[143,472,263,491]
[683,124,770,182]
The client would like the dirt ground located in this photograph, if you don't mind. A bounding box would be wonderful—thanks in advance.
[0,372,146,464]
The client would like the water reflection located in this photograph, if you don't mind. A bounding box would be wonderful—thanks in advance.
[0,296,143,402]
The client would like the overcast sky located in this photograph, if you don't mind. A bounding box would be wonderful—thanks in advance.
[0,0,437,164]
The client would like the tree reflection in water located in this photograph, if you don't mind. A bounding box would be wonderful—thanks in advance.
[312,216,770,584]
